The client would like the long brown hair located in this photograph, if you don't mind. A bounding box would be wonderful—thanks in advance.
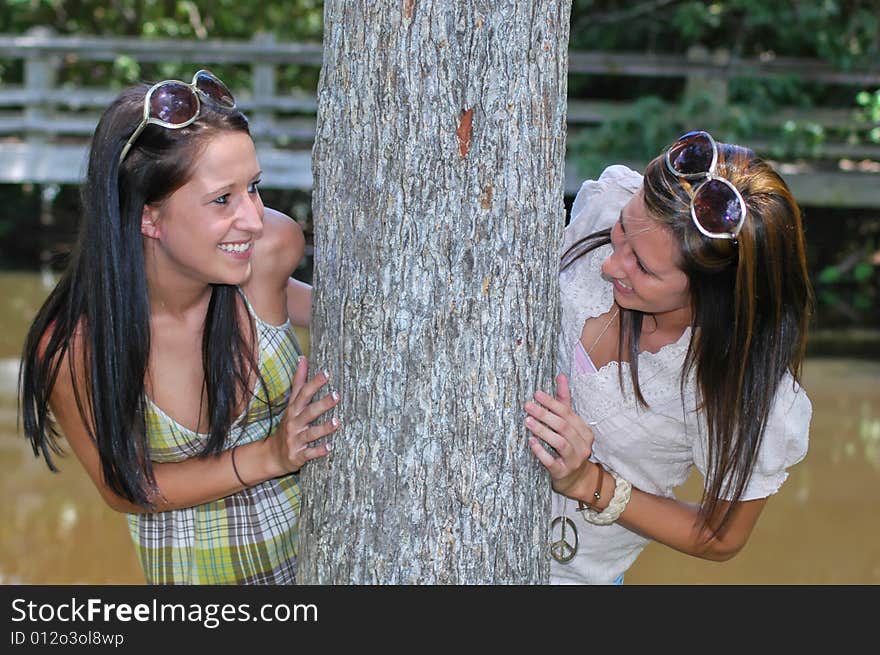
[562,142,812,533]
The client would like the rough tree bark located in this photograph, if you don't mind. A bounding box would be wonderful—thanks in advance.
[298,0,572,584]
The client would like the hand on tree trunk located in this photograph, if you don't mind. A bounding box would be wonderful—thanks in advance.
[525,373,596,499]
[267,356,339,476]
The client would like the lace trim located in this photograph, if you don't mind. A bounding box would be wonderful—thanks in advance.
[560,244,694,427]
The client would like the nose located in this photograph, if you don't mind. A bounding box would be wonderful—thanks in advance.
[235,194,264,236]
[601,247,625,280]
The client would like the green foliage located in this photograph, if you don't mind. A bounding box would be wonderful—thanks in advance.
[570,91,758,178]
[855,89,880,144]
[814,230,880,328]
[728,75,813,113]
[770,120,826,160]
[0,1,325,91]
[570,0,879,67]
[567,0,879,172]
[1,1,323,40]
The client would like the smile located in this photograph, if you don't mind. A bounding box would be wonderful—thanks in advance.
[217,241,252,254]
[612,277,634,293]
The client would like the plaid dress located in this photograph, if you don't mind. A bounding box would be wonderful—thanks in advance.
[127,292,302,584]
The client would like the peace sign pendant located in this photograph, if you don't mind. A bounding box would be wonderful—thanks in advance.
[549,515,578,563]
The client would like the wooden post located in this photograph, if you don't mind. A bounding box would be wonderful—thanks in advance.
[24,27,60,289]
[23,26,58,145]
[250,31,277,150]
[684,45,729,107]
[39,184,60,289]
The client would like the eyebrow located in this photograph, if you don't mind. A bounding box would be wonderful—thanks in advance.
[619,211,657,277]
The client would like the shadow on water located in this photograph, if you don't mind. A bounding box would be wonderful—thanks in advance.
[1,272,879,584]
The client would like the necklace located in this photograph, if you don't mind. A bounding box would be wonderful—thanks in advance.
[549,306,619,565]
[585,306,620,358]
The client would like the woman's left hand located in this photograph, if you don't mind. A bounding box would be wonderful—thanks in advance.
[525,373,595,499]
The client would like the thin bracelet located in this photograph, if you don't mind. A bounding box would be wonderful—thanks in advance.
[230,446,253,488]
[577,462,604,512]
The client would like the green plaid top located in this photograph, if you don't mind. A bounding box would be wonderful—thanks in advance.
[127,291,303,585]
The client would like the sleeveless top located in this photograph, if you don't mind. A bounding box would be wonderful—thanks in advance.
[126,290,303,584]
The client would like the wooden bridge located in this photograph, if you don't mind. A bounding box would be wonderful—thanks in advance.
[2,26,879,207]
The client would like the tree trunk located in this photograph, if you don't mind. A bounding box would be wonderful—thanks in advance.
[298,0,571,584]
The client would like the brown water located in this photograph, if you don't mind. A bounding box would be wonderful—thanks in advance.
[1,272,878,584]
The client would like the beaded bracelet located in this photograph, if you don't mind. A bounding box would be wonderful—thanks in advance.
[578,468,632,526]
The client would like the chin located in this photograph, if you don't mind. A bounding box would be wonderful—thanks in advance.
[211,264,253,287]
[612,288,637,308]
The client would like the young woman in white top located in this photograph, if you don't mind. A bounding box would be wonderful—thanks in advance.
[524,131,812,584]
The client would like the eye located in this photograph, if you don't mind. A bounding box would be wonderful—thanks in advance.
[635,257,649,274]
[248,179,261,194]
[213,194,230,205]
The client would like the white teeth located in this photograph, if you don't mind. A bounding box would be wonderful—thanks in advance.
[218,242,251,253]
[618,279,632,289]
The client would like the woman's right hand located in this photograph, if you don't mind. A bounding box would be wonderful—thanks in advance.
[267,356,340,475]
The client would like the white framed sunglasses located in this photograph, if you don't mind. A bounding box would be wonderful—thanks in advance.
[119,69,236,164]
[665,130,748,241]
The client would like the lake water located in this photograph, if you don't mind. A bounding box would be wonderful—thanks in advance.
[1,271,878,584]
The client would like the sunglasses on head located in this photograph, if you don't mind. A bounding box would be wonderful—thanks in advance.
[118,69,236,164]
[665,130,747,241]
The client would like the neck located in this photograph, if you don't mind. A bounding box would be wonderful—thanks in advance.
[143,242,213,320]
[645,304,693,341]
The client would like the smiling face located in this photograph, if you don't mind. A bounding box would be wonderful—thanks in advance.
[141,130,264,288]
[601,187,692,327]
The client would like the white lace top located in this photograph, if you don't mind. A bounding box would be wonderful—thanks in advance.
[550,165,812,584]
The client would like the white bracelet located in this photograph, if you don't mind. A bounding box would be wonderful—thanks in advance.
[579,468,632,526]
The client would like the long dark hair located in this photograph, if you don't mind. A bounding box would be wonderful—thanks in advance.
[562,143,812,532]
[19,83,265,507]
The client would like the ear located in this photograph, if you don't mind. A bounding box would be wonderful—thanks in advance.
[141,205,161,239]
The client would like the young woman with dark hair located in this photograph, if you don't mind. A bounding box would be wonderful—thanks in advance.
[19,71,338,584]
[524,131,812,584]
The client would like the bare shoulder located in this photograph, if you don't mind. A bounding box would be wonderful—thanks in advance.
[38,323,143,513]
[38,321,89,451]
[244,207,305,321]
[254,207,305,282]
[35,319,83,377]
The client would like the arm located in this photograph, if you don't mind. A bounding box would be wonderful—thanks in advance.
[286,277,312,328]
[50,340,338,514]
[525,373,766,561]
[571,463,765,561]
[245,206,312,327]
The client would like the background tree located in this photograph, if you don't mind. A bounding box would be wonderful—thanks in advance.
[297,0,572,584]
